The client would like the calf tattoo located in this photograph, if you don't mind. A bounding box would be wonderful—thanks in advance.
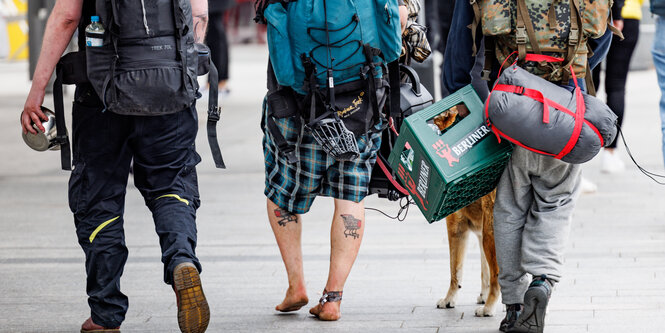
[340,214,362,239]
[274,208,297,226]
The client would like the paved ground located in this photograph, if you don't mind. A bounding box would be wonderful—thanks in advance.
[1,44,664,333]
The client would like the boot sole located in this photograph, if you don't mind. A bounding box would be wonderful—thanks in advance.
[174,264,210,333]
[509,287,548,333]
[81,329,120,333]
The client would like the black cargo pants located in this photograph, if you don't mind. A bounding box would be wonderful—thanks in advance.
[69,85,202,328]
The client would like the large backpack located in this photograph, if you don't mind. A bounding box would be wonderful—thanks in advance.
[479,0,621,164]
[471,0,616,84]
[85,0,198,115]
[263,0,401,94]
[51,0,225,170]
[256,0,402,162]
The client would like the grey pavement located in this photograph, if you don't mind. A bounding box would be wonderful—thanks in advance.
[1,44,665,333]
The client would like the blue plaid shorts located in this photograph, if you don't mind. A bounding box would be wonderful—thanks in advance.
[262,105,382,214]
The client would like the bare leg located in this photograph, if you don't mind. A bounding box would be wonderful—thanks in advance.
[310,198,365,321]
[267,199,309,312]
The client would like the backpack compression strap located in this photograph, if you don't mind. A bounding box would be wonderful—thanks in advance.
[53,64,72,171]
[264,60,299,164]
[207,62,226,169]
[469,0,482,57]
[515,0,542,60]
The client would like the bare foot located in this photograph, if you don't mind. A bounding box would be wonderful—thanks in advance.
[309,301,341,321]
[275,286,309,312]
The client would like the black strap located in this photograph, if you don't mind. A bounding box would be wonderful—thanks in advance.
[264,59,298,164]
[266,115,299,164]
[206,62,226,169]
[387,60,400,120]
[481,37,495,81]
[362,45,379,134]
[104,0,120,109]
[53,65,71,171]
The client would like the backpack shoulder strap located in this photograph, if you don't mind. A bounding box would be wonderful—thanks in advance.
[206,62,226,169]
[54,62,72,171]
[515,0,541,60]
[561,0,584,82]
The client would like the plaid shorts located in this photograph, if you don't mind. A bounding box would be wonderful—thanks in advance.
[263,106,382,214]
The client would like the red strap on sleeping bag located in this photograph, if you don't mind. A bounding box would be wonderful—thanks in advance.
[492,84,555,123]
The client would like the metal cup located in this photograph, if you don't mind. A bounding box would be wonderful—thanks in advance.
[22,106,61,151]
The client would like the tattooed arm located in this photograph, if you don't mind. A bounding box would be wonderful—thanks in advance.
[191,0,208,43]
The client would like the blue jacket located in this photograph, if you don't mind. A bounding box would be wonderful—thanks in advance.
[442,0,613,96]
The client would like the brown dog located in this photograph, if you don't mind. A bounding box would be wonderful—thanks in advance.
[433,106,501,317]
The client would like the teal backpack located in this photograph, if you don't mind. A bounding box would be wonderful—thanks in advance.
[263,0,401,93]
[256,0,402,162]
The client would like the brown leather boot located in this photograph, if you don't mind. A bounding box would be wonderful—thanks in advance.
[173,262,210,333]
[80,317,120,333]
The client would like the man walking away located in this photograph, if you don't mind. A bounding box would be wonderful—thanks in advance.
[21,0,210,331]
[255,0,407,321]
[443,0,614,331]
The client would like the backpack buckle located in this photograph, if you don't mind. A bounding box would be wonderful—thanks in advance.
[208,106,221,122]
[284,150,299,164]
[568,28,579,45]
[480,69,491,81]
[516,27,527,44]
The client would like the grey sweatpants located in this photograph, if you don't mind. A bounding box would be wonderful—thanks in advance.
[493,147,582,305]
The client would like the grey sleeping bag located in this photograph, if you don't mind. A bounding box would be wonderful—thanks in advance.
[485,64,618,164]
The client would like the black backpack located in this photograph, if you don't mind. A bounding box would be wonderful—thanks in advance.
[53,0,225,170]
[85,0,197,115]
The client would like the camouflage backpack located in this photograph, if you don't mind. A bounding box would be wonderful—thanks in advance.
[470,0,619,83]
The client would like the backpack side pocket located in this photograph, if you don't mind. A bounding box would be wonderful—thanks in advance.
[373,0,402,64]
[480,0,513,36]
[581,0,610,39]
[265,3,296,88]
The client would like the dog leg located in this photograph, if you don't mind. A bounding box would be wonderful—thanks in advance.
[477,232,490,305]
[475,215,500,317]
[438,216,470,309]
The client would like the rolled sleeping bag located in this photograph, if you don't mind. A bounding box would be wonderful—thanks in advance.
[484,64,618,164]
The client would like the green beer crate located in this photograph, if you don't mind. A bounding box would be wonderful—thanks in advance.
[387,85,513,223]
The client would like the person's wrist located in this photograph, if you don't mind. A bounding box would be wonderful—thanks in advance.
[27,84,46,102]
